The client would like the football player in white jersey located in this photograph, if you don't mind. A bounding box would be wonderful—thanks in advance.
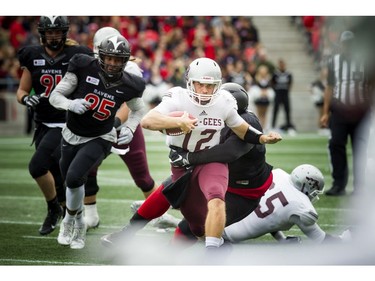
[223,164,342,243]
[140,57,282,251]
[83,26,178,230]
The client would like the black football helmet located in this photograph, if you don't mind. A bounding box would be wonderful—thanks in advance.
[98,35,131,79]
[221,82,249,114]
[38,16,69,51]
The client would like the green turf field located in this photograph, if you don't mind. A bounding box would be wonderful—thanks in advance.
[0,132,353,265]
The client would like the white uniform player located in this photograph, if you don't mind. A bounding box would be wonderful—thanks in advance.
[154,86,244,151]
[223,165,334,243]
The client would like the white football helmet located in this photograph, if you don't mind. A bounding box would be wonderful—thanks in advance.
[93,27,142,78]
[186,57,222,107]
[93,26,120,56]
[290,164,325,203]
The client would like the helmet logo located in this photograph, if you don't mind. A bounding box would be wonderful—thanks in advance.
[50,16,60,26]
[107,36,124,53]
[306,176,320,190]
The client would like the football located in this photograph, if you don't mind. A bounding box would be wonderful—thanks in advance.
[159,111,196,136]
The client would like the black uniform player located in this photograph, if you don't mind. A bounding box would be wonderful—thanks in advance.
[16,16,92,235]
[49,34,146,249]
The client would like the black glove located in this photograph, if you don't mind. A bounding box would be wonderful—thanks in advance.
[169,146,190,167]
[113,117,121,130]
[22,95,40,109]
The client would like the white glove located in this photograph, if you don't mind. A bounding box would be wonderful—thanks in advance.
[68,99,91,114]
[23,95,41,108]
[118,126,134,145]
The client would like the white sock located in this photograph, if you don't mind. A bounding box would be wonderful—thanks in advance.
[84,203,98,216]
[205,236,224,248]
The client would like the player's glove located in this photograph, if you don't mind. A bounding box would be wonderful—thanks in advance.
[68,99,91,114]
[22,95,41,109]
[282,236,302,244]
[118,126,134,145]
[169,147,190,167]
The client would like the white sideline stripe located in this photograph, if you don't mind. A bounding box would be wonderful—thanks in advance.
[0,258,96,265]
[0,195,136,203]
[0,133,328,144]
[0,195,351,211]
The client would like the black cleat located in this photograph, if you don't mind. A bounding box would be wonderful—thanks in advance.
[39,206,63,235]
[325,186,346,196]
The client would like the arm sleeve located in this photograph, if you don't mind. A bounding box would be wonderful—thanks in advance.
[188,133,254,164]
[49,72,78,110]
[292,218,326,243]
[123,97,147,132]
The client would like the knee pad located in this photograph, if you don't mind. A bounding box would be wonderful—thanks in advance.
[28,158,48,179]
[65,171,85,189]
[178,219,198,241]
[85,175,99,197]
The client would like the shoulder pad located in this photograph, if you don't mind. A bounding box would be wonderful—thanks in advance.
[69,45,93,56]
[17,45,43,65]
[68,54,95,71]
[123,72,146,96]
[241,111,263,131]
[162,86,182,99]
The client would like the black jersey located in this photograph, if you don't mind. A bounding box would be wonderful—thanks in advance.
[17,44,92,124]
[223,111,273,189]
[65,53,145,137]
[188,111,273,189]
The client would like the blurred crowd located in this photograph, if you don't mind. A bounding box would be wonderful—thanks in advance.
[0,16,259,100]
[0,16,361,107]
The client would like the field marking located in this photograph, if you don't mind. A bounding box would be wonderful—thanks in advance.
[0,195,351,209]
[0,258,97,265]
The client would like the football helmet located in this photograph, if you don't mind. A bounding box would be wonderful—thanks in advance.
[98,35,131,79]
[221,82,249,114]
[93,26,120,56]
[290,164,325,203]
[38,16,69,51]
[185,57,222,106]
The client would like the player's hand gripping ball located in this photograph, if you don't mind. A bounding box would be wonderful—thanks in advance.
[160,111,197,136]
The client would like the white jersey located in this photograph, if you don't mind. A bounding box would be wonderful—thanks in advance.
[223,168,322,242]
[153,87,244,152]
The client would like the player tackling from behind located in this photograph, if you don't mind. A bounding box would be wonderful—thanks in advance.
[134,58,281,251]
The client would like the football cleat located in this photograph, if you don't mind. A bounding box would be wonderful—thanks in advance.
[70,223,87,249]
[101,224,138,248]
[130,200,145,214]
[84,204,100,230]
[57,220,74,246]
[39,205,64,235]
[150,213,181,229]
